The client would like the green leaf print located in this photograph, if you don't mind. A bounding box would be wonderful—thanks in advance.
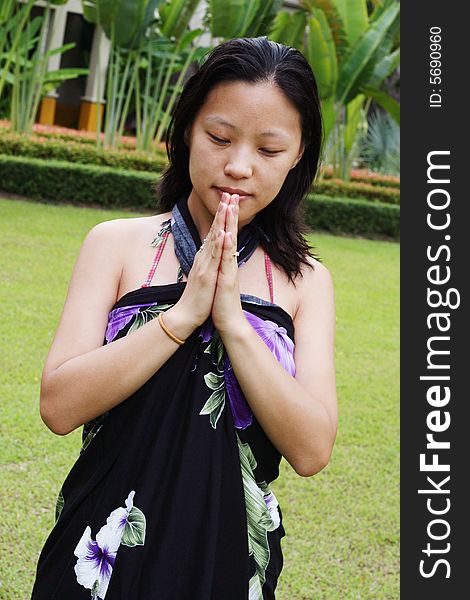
[203,331,225,368]
[204,371,224,391]
[121,506,147,547]
[150,219,171,247]
[237,433,280,596]
[249,572,263,600]
[199,388,225,429]
[200,331,226,428]
[81,412,109,454]
[128,303,174,334]
[55,489,65,523]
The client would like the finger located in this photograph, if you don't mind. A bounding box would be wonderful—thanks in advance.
[209,196,229,239]
[200,193,228,247]
[219,231,237,276]
[198,200,227,256]
[211,229,225,261]
[227,195,239,247]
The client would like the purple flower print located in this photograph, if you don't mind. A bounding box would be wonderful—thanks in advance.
[105,303,154,343]
[263,491,281,529]
[225,310,296,429]
[225,360,253,429]
[199,317,214,343]
[243,311,296,376]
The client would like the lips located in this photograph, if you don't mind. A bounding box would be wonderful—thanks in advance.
[215,186,252,197]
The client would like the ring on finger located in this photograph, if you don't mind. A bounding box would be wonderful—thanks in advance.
[198,237,208,253]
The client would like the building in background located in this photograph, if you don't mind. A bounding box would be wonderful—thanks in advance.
[34,0,109,131]
[33,0,299,132]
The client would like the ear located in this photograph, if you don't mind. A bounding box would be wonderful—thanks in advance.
[290,145,305,170]
[184,125,192,147]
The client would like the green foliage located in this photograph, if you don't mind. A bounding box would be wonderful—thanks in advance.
[272,0,400,180]
[304,194,399,239]
[0,154,159,209]
[82,0,164,49]
[2,1,88,134]
[0,0,36,102]
[209,0,283,39]
[359,109,400,176]
[0,130,166,172]
[321,165,400,187]
[315,178,400,204]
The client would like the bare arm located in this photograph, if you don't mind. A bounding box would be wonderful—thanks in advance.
[41,208,228,436]
[219,260,337,477]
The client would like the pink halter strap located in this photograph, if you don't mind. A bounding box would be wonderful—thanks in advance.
[141,227,171,288]
[264,252,274,303]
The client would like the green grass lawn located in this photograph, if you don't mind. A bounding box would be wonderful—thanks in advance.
[0,197,399,599]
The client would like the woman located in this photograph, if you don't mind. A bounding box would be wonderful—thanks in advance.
[32,36,337,599]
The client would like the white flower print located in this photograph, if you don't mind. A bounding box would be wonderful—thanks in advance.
[74,491,146,598]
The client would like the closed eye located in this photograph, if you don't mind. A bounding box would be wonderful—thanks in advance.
[209,133,282,155]
[209,133,229,144]
[260,149,282,155]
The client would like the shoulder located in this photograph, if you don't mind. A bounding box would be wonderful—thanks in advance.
[293,256,334,319]
[82,212,172,252]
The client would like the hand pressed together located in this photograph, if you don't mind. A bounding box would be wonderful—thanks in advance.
[210,193,247,336]
[175,191,247,337]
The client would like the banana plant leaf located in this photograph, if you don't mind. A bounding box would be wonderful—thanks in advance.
[362,87,400,124]
[301,0,349,63]
[159,0,201,40]
[244,0,283,38]
[366,47,399,90]
[332,0,368,46]
[269,10,307,49]
[209,0,262,39]
[343,8,398,103]
[344,93,365,154]
[320,95,337,145]
[304,11,338,100]
[335,1,399,105]
[0,0,36,100]
[43,68,89,82]
[82,0,163,49]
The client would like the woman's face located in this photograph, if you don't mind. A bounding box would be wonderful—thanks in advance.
[186,80,304,234]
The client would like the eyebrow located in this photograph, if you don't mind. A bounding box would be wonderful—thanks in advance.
[204,116,289,140]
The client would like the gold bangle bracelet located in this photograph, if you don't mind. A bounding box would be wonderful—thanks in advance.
[158,312,185,345]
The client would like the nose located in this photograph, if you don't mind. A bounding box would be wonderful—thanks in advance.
[223,146,253,179]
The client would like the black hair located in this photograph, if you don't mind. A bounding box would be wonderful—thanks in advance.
[156,36,323,282]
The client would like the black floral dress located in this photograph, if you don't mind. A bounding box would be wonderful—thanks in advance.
[32,199,296,600]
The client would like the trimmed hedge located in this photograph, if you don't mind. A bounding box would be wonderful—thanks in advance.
[0,154,399,239]
[0,131,167,172]
[305,194,399,240]
[0,119,139,149]
[0,154,159,209]
[314,178,399,204]
[321,166,400,189]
